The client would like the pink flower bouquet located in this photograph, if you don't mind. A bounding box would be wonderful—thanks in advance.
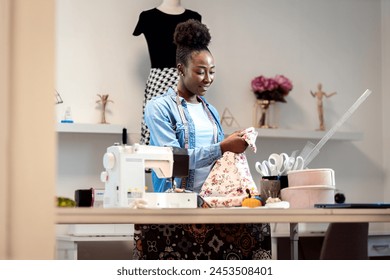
[251,74,293,102]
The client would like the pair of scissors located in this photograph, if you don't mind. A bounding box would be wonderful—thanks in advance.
[267,153,289,175]
[255,153,288,176]
[284,155,304,173]
[255,153,305,176]
[255,160,272,177]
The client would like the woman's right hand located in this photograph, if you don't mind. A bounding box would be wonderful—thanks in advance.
[220,131,248,154]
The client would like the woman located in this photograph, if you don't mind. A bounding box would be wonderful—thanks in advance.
[144,19,248,193]
[135,19,271,260]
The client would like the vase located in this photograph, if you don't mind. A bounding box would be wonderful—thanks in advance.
[253,99,272,128]
[267,100,279,128]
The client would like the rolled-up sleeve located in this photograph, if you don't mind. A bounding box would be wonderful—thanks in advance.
[187,143,222,169]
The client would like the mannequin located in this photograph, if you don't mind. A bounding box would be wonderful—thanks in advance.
[157,0,185,14]
[133,1,201,145]
[310,83,337,131]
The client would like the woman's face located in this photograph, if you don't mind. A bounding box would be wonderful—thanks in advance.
[180,50,215,99]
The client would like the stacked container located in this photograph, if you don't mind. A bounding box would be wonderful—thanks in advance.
[281,168,335,208]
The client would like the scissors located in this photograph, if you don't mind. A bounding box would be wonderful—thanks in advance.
[255,153,288,176]
[267,153,289,175]
[291,156,304,171]
[281,155,304,173]
[255,153,305,176]
[255,160,272,177]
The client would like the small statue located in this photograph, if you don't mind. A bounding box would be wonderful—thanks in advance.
[96,94,113,124]
[310,83,336,131]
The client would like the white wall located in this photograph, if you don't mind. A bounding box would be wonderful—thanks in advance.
[382,0,390,201]
[56,0,388,204]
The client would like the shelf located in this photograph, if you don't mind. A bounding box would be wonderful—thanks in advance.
[57,124,362,141]
[224,128,363,141]
[56,123,125,134]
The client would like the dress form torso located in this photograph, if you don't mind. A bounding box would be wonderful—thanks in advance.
[157,0,185,14]
[133,5,201,145]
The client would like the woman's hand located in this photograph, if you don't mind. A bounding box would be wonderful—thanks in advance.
[220,131,248,154]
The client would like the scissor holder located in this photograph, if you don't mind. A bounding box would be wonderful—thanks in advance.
[281,168,335,208]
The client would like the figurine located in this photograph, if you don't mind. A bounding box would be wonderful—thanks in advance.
[310,83,336,131]
[55,90,63,104]
[96,94,113,124]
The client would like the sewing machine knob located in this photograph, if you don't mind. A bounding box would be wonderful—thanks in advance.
[100,171,108,182]
[103,152,115,169]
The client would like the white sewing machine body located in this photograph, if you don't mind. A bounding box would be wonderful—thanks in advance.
[101,143,191,208]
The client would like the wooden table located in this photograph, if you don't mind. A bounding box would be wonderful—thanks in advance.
[56,207,390,260]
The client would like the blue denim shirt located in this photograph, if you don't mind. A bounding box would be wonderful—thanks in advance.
[144,87,225,192]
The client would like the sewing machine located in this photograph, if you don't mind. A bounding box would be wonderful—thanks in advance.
[100,140,193,208]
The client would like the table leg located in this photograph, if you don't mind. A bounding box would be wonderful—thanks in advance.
[271,237,278,260]
[290,223,299,260]
[56,239,78,260]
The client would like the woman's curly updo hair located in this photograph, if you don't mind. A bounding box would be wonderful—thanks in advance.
[173,19,211,66]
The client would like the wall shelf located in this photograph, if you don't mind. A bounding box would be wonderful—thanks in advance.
[223,128,363,141]
[56,123,124,134]
[56,123,363,141]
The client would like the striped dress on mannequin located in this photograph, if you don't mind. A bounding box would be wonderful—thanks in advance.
[133,8,201,145]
